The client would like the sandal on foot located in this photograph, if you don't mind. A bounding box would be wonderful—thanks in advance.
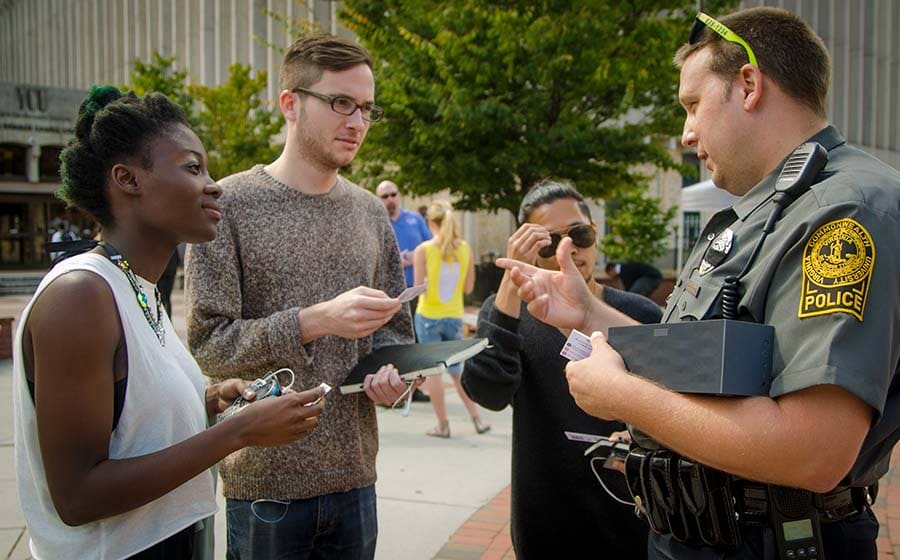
[426,421,450,438]
[473,417,491,434]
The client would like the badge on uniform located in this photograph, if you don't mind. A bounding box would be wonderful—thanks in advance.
[698,228,734,276]
[798,218,875,321]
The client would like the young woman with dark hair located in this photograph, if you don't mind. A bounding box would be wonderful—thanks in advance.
[13,85,325,560]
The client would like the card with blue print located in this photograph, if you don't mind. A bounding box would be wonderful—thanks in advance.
[560,329,593,361]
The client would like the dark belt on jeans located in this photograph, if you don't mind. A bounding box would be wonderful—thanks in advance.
[739,481,876,526]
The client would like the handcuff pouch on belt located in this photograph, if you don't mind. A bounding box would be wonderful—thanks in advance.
[677,457,741,548]
[625,447,741,549]
[625,447,670,534]
[651,450,702,543]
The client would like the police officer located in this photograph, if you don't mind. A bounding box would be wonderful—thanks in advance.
[497,7,899,560]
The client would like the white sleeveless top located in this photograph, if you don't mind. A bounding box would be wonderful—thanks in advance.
[13,253,216,560]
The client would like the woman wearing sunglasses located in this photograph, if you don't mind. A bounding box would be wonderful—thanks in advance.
[461,180,661,559]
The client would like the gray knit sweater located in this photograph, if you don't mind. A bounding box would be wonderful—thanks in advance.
[185,164,413,500]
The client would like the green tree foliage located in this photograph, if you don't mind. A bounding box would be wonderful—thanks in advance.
[127,53,283,180]
[128,52,196,126]
[600,189,677,263]
[188,65,284,179]
[340,0,732,217]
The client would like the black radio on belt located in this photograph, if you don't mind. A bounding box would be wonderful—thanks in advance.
[767,486,824,560]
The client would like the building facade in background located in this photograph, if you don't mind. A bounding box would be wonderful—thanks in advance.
[1,0,898,273]
[0,82,84,268]
[0,0,347,268]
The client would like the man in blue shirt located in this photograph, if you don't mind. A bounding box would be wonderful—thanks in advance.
[376,180,431,290]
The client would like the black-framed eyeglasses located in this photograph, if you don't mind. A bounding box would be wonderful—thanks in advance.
[538,223,597,259]
[379,192,399,200]
[689,12,758,67]
[292,86,384,122]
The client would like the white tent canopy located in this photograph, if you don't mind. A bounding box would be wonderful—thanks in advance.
[676,180,741,274]
[681,179,740,212]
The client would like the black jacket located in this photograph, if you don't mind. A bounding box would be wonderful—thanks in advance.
[462,286,661,559]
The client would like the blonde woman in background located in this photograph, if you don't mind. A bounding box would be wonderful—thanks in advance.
[413,200,491,438]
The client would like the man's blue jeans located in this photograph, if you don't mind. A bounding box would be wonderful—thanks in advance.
[225,485,377,560]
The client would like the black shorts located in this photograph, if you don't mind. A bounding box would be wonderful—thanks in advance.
[127,524,196,560]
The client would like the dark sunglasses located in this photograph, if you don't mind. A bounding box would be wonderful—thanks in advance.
[689,12,758,67]
[538,223,596,259]
[379,192,399,200]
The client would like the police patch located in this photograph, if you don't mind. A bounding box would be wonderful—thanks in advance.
[798,218,875,321]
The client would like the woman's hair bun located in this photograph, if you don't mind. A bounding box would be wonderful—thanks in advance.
[85,84,123,112]
[74,85,135,142]
[59,85,188,228]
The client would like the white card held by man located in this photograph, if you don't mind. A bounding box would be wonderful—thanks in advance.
[397,283,427,303]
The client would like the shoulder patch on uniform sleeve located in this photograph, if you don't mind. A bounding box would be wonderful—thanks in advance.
[798,218,875,321]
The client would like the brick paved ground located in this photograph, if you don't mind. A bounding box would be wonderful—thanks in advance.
[436,445,900,560]
[433,486,515,560]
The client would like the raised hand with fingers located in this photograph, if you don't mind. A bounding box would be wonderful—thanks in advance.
[496,237,599,330]
[494,223,552,318]
[506,222,552,264]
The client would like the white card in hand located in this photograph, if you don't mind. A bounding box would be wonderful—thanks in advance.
[564,431,604,443]
[397,283,427,303]
[560,329,593,361]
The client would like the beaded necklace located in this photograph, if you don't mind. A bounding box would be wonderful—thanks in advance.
[99,242,166,346]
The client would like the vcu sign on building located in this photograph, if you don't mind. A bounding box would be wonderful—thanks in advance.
[0,82,88,269]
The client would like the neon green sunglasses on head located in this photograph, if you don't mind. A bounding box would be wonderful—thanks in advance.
[690,12,758,67]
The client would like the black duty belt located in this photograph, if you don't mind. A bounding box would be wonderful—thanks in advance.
[739,482,876,526]
[624,447,876,550]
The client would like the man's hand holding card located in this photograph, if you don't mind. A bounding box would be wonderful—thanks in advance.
[396,283,427,304]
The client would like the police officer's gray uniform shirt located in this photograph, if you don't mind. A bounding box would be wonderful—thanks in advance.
[662,125,900,487]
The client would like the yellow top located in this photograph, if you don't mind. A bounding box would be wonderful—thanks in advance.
[417,240,470,319]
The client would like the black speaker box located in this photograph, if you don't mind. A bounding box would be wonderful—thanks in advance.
[607,319,774,396]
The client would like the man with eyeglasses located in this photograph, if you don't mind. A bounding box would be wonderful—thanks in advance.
[186,34,416,559]
[497,7,899,560]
